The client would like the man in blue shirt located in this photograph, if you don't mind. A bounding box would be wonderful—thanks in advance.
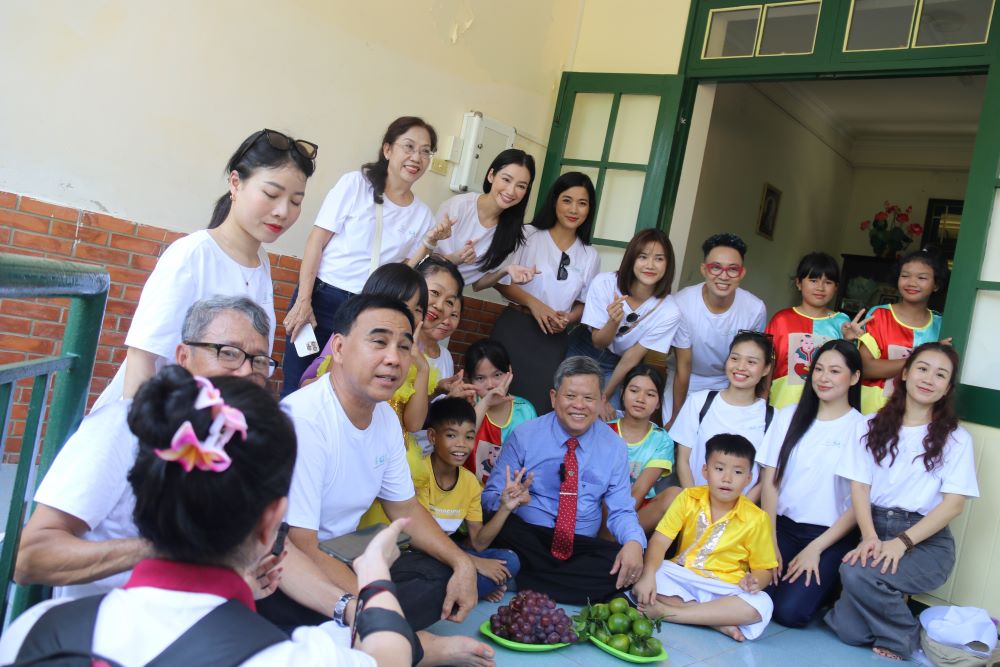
[482,356,646,604]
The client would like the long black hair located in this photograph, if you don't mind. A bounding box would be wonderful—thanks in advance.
[477,149,536,272]
[794,251,840,284]
[773,339,861,486]
[529,171,596,244]
[362,262,428,318]
[362,116,437,204]
[209,130,316,229]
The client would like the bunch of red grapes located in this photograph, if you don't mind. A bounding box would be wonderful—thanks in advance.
[489,590,578,645]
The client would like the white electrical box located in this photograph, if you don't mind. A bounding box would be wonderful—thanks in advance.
[449,111,516,193]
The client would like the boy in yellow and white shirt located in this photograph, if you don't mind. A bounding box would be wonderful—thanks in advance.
[413,397,533,601]
[633,434,777,641]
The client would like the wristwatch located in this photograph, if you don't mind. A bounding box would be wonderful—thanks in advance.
[333,592,355,627]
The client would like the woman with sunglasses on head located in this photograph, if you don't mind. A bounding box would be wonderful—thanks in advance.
[434,149,541,291]
[281,117,454,396]
[92,128,317,411]
[567,228,682,418]
[1,367,417,666]
[487,171,601,414]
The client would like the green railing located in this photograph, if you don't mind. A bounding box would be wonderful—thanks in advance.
[0,253,108,628]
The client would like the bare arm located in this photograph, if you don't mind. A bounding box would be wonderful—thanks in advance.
[860,343,905,381]
[288,526,360,595]
[352,519,413,667]
[285,226,335,341]
[902,493,966,545]
[631,467,663,510]
[278,540,355,622]
[495,284,559,334]
[668,347,692,429]
[604,344,648,402]
[633,530,674,605]
[472,265,538,292]
[122,347,161,399]
[675,444,694,488]
[15,504,152,586]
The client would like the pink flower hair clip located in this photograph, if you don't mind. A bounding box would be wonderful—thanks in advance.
[156,376,248,473]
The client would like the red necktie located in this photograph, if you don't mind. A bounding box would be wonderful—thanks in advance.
[551,437,579,560]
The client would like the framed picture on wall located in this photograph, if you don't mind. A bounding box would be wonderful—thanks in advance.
[756,183,781,241]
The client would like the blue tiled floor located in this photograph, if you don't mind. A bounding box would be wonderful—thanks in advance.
[426,593,892,666]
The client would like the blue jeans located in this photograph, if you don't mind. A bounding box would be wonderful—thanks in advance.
[566,326,623,409]
[280,278,353,397]
[464,547,521,598]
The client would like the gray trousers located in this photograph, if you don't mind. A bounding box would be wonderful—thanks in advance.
[824,506,955,658]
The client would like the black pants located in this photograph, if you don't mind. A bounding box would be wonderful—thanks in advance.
[256,549,451,634]
[492,513,624,605]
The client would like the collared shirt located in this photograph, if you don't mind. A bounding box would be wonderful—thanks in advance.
[482,412,646,547]
[655,487,777,585]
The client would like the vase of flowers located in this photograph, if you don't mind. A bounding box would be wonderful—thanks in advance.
[860,202,923,258]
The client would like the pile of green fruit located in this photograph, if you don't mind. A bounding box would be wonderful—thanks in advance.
[572,596,664,658]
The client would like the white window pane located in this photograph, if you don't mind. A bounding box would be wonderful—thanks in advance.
[981,190,1000,282]
[559,164,600,186]
[915,0,994,46]
[608,95,660,165]
[564,93,613,161]
[759,2,822,56]
[704,7,761,58]
[593,170,646,243]
[962,290,1000,390]
[845,0,917,51]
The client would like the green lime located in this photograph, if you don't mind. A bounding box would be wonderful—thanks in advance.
[608,596,630,615]
[645,637,664,655]
[608,634,631,653]
[631,617,653,638]
[607,612,631,635]
[591,603,610,620]
[593,627,611,644]
[629,642,648,657]
[626,606,641,622]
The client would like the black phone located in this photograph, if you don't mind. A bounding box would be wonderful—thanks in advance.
[271,522,289,557]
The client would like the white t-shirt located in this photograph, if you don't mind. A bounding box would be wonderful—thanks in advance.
[669,389,769,489]
[315,171,435,294]
[92,230,276,412]
[283,377,415,541]
[758,406,866,526]
[673,283,768,393]
[435,192,511,285]
[499,225,600,312]
[33,400,139,599]
[836,418,980,516]
[0,588,369,666]
[581,272,683,356]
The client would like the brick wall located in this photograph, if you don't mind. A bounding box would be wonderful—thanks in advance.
[0,190,501,461]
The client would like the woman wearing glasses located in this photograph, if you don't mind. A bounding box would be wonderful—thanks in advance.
[567,228,682,418]
[489,171,601,414]
[92,128,317,411]
[281,116,452,395]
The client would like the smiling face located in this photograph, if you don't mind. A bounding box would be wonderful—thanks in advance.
[811,349,859,403]
[700,246,746,300]
[897,260,937,305]
[632,241,668,289]
[902,349,954,406]
[622,374,660,421]
[554,186,591,233]
[228,164,307,244]
[429,419,477,467]
[797,273,838,310]
[383,126,432,187]
[725,340,770,392]
[423,269,460,331]
[331,307,414,404]
[550,373,601,437]
[471,357,507,399]
[702,450,753,500]
[487,163,532,210]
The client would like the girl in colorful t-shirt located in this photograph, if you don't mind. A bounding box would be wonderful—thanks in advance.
[464,339,537,485]
[858,250,949,414]
[766,252,853,409]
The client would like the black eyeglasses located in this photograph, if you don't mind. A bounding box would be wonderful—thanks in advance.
[617,312,640,336]
[235,129,318,166]
[183,341,279,378]
[557,252,571,281]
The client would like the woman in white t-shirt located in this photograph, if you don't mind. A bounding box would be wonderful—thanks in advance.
[568,228,682,415]
[489,172,601,413]
[758,339,865,628]
[669,331,775,504]
[1,367,416,667]
[435,149,540,289]
[826,343,979,661]
[94,129,318,411]
[281,117,452,395]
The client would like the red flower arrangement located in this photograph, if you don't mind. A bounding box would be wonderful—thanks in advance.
[861,201,922,258]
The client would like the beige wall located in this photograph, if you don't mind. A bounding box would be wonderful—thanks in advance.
[573,0,691,74]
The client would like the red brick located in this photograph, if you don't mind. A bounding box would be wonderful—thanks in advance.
[32,321,66,338]
[130,254,157,271]
[50,220,109,245]
[107,266,149,285]
[122,285,142,302]
[136,224,167,242]
[19,197,79,222]
[111,348,127,363]
[0,191,17,208]
[0,228,9,245]
[278,254,302,271]
[99,331,126,347]
[464,309,492,324]
[11,230,72,255]
[273,281,294,298]
[92,362,118,379]
[271,266,299,283]
[4,335,54,355]
[0,315,32,335]
[117,317,132,332]
[267,252,280,266]
[274,297,291,313]
[1,246,44,259]
[105,299,137,316]
[81,211,136,235]
[0,209,51,234]
[110,233,161,256]
[7,422,24,437]
[0,351,25,365]
[482,301,504,314]
[163,230,185,244]
[73,243,130,266]
[1,299,63,321]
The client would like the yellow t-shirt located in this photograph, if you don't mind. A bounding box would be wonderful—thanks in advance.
[655,486,777,584]
[410,453,483,534]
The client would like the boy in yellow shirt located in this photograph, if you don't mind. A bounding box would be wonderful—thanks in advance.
[633,434,777,641]
[416,397,533,601]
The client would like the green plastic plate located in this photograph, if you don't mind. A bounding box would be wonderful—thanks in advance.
[478,620,570,652]
[589,636,669,663]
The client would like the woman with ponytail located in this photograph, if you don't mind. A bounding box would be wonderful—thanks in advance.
[825,343,979,661]
[1,366,416,666]
[758,339,865,628]
[93,129,317,410]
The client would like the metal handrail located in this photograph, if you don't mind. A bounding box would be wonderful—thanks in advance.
[0,252,109,628]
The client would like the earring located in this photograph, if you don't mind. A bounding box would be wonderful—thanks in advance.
[230,193,234,201]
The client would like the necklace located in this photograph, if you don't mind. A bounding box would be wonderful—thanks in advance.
[210,229,260,286]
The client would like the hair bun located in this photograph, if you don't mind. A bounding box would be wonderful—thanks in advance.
[127,365,201,451]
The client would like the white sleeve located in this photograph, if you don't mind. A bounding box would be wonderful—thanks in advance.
[939,429,980,498]
[576,249,601,303]
[673,298,693,349]
[251,625,377,667]
[752,298,768,332]
[285,411,330,531]
[636,302,683,354]
[581,273,614,330]
[836,419,874,485]
[125,240,198,359]
[34,402,133,530]
[313,172,364,235]
[756,406,793,468]
[668,392,700,449]
[376,411,416,503]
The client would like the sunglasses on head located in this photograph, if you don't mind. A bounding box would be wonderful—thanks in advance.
[735,329,775,358]
[557,252,571,281]
[235,129,318,166]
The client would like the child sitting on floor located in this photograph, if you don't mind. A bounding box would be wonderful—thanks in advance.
[633,434,778,642]
[416,397,534,601]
